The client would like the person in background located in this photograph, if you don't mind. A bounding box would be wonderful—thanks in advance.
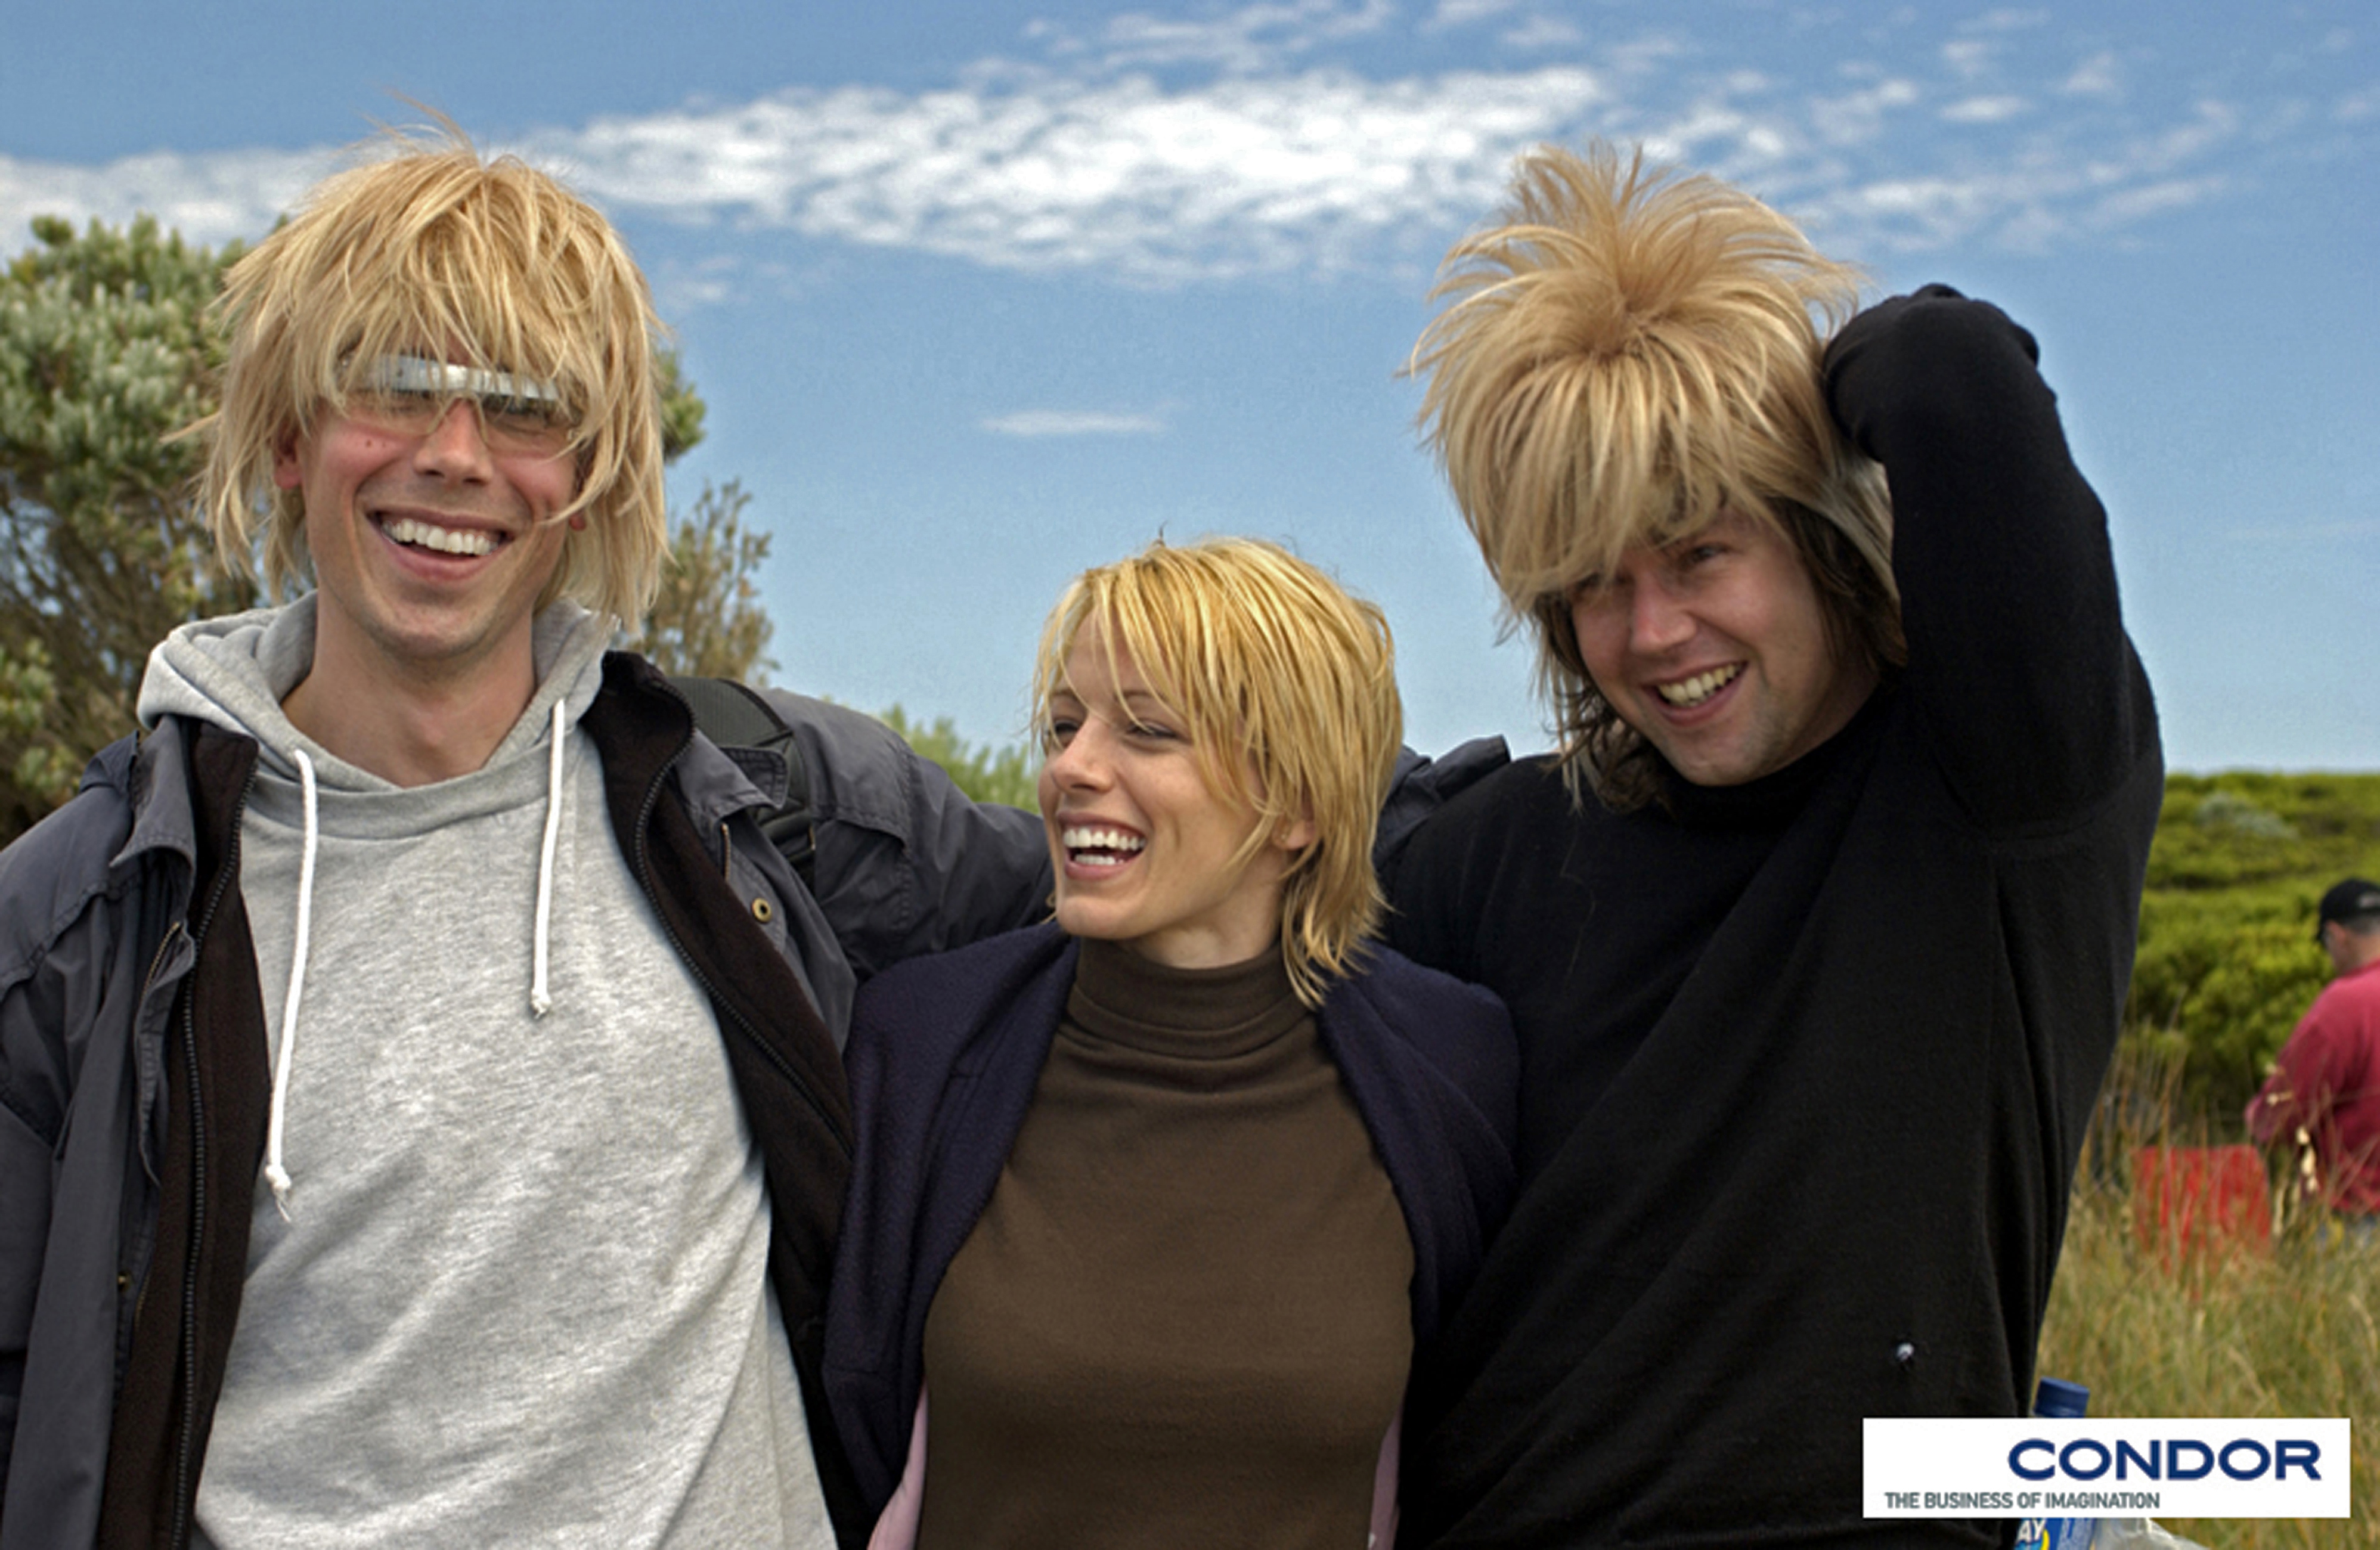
[1385,143,2161,1546]
[2247,878,2380,1226]
[826,537,1517,1549]
[0,134,1048,1550]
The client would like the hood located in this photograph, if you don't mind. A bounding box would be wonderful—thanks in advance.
[137,596,616,789]
[137,595,621,1220]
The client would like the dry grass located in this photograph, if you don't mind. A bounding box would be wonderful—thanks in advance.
[2035,1083,2378,1548]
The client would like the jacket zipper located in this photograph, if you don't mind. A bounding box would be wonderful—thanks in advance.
[122,918,188,1337]
[139,919,188,1016]
[631,720,852,1162]
[167,764,256,1550]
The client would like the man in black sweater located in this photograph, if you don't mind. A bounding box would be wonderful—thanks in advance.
[1387,145,2161,1546]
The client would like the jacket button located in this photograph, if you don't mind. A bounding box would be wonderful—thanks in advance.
[751,898,775,923]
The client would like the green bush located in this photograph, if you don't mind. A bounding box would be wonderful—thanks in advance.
[2122,773,2380,1124]
[2127,911,2326,1121]
[877,705,1036,811]
[2146,773,2380,891]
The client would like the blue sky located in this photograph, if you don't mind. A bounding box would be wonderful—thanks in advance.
[4,1,2374,769]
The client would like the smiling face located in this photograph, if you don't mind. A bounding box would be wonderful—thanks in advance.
[273,361,578,705]
[1567,509,1879,788]
[1038,624,1310,971]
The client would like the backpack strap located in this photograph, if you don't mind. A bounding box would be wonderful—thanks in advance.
[670,675,817,892]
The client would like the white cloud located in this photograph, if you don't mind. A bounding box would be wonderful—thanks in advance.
[1078,0,1395,75]
[981,410,1168,436]
[1941,95,2030,124]
[2134,99,2242,170]
[1795,91,2240,255]
[1600,33,1691,79]
[1808,78,1923,145]
[1499,14,1585,51]
[1425,0,1520,29]
[2084,176,2227,228]
[541,66,1607,282]
[0,145,336,249]
[1967,9,2049,35]
[1941,39,1996,80]
[2062,50,2123,100]
[1642,100,1776,166]
[647,251,754,312]
[1820,174,2004,250]
[0,14,2322,290]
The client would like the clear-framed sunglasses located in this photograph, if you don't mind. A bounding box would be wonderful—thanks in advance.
[348,354,574,452]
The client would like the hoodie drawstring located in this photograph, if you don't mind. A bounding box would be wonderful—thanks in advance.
[530,699,566,1017]
[263,748,320,1220]
[258,702,569,1214]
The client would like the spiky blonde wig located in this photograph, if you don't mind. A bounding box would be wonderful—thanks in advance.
[197,132,669,623]
[1413,143,1900,801]
[1031,537,1402,1007]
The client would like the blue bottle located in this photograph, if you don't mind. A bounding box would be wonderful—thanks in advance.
[2013,1378,2094,1550]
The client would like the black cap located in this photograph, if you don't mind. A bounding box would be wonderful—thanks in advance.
[2316,878,2380,942]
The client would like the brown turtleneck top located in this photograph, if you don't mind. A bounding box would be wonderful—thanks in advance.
[914,937,1414,1548]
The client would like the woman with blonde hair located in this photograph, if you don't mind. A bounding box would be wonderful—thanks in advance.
[823,537,1517,1549]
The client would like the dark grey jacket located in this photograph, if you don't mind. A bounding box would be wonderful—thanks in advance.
[0,652,1050,1550]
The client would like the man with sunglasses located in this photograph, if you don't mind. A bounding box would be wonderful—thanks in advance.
[0,140,1048,1549]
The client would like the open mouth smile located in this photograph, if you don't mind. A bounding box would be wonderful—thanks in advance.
[377,514,504,559]
[1061,824,1146,869]
[1653,664,1743,709]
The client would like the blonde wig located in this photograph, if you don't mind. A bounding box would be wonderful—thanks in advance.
[197,132,669,622]
[1031,537,1402,1007]
[1413,143,1902,802]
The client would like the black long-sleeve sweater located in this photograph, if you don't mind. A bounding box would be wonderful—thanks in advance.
[1387,290,2162,1549]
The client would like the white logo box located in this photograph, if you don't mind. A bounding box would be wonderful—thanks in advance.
[1863,1418,2352,1518]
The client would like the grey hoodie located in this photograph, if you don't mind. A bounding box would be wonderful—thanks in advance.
[138,599,835,1549]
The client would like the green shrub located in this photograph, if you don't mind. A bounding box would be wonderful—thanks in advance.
[2145,773,2380,891]
[878,705,1037,811]
[2121,773,2380,1126]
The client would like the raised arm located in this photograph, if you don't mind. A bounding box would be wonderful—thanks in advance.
[1823,286,2154,826]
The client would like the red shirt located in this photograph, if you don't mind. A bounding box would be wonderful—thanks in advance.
[2249,959,2380,1215]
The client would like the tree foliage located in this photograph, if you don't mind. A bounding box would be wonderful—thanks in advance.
[654,347,706,463]
[621,479,774,683]
[0,212,773,843]
[876,705,1038,811]
[0,215,256,835]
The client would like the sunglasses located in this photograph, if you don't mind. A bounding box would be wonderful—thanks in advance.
[348,354,574,452]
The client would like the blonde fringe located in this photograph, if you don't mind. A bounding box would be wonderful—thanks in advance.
[1411,143,1898,796]
[194,128,670,624]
